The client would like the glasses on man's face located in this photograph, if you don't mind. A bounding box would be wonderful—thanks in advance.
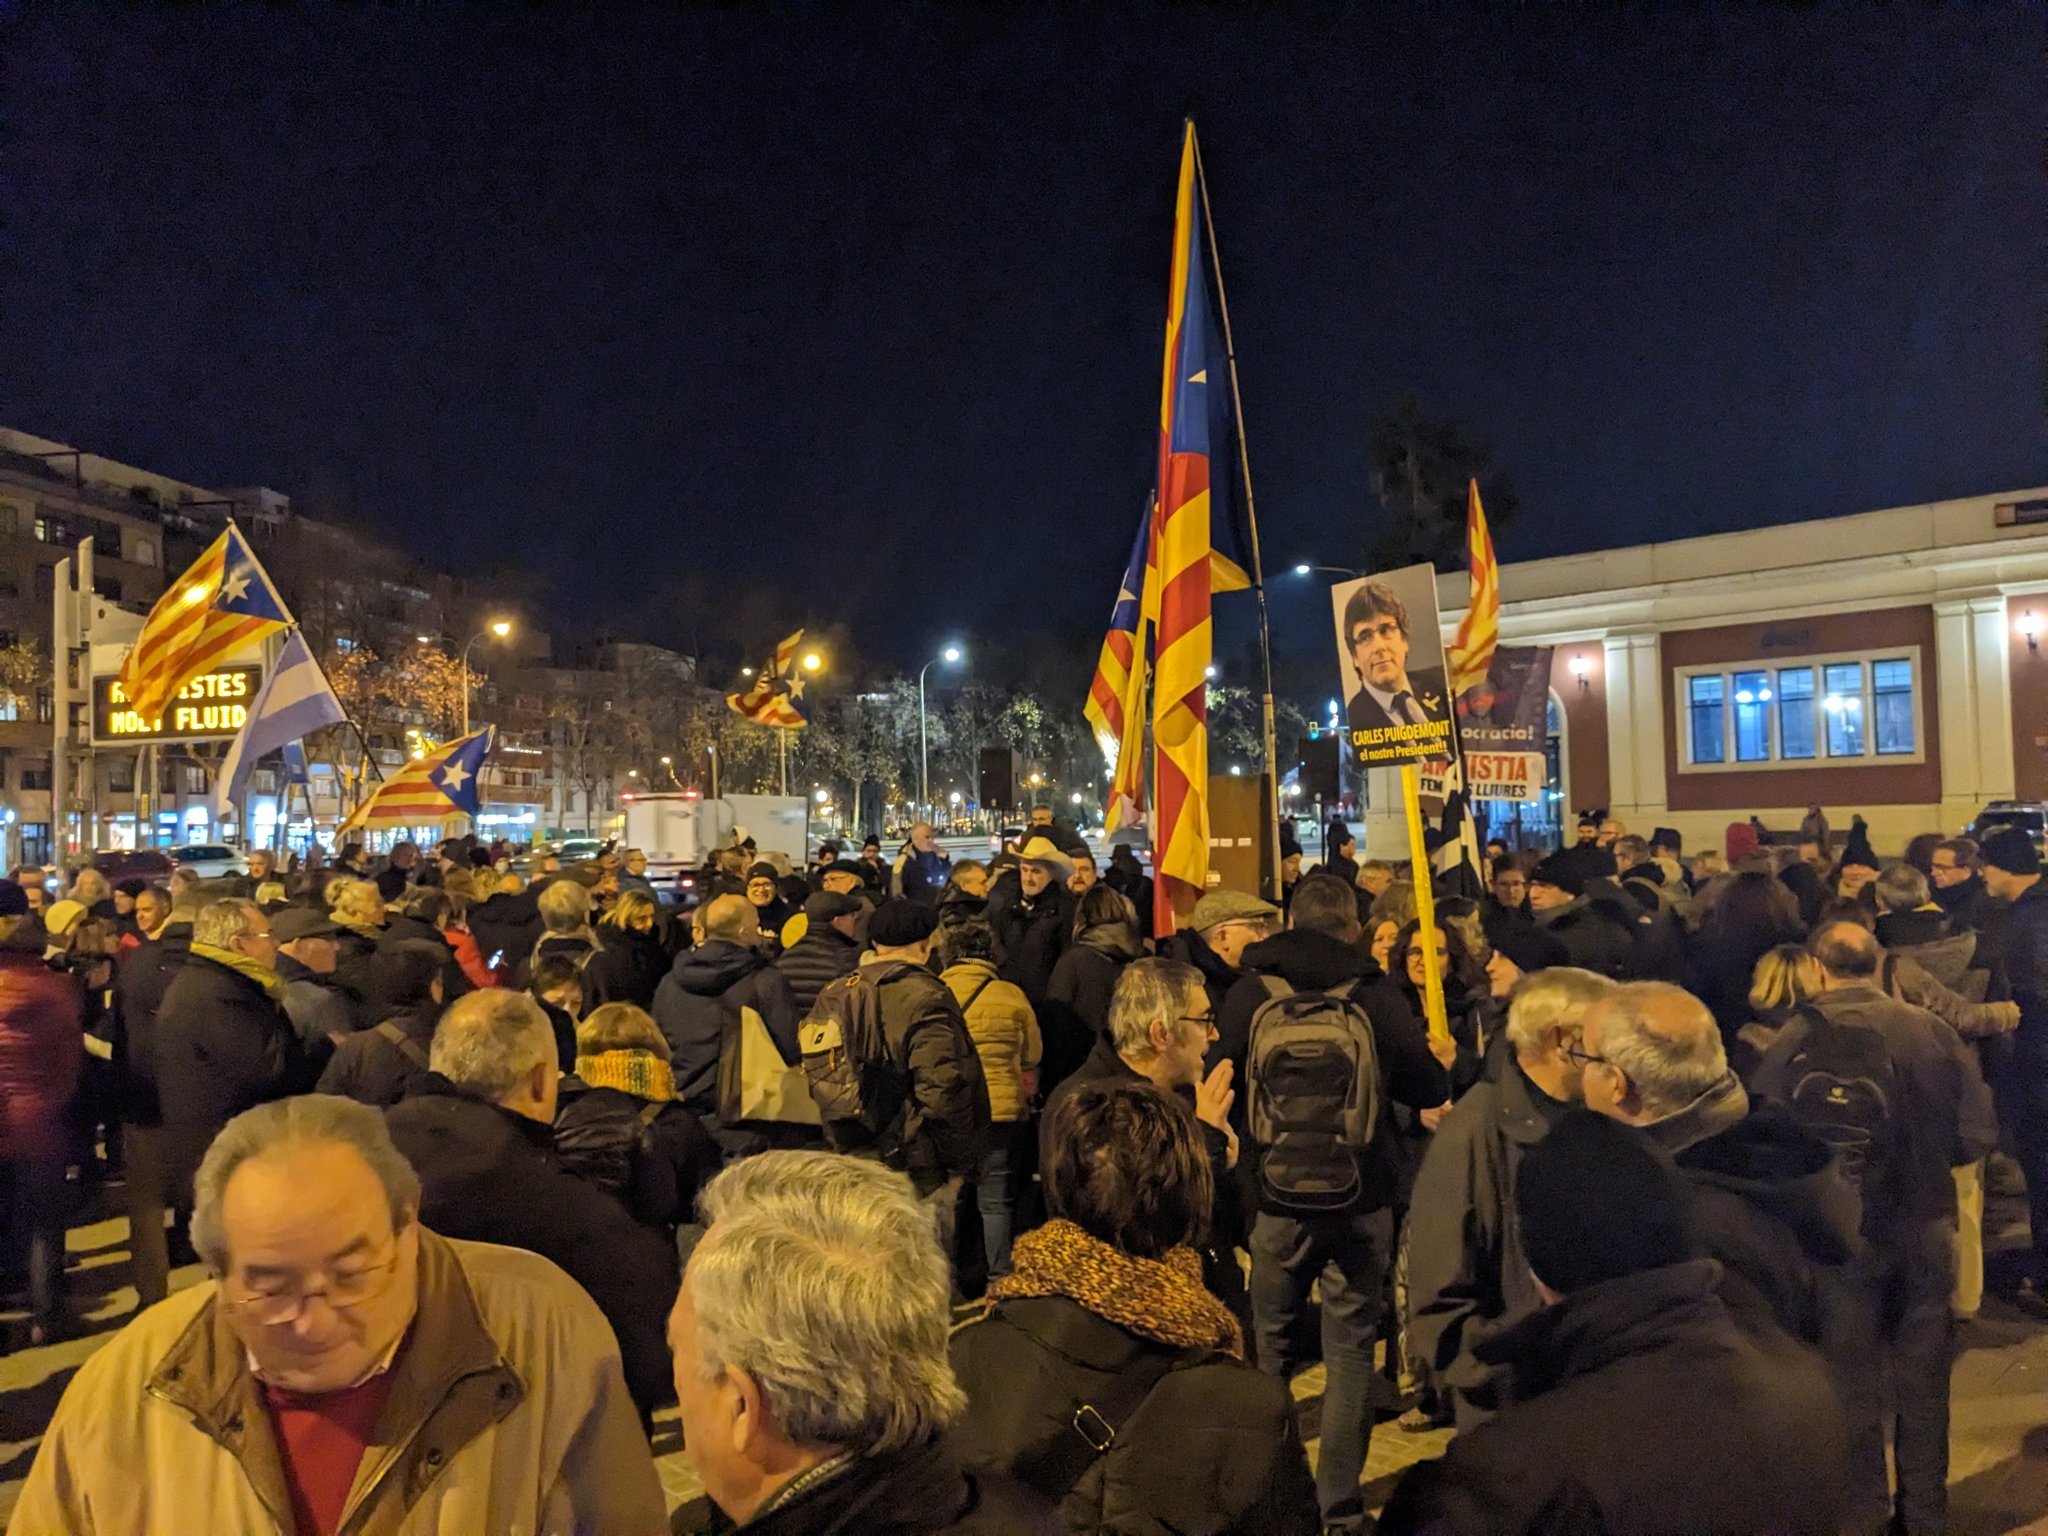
[1177,1011,1217,1035]
[226,1237,405,1327]
[1558,1043,1610,1070]
[1351,621,1404,647]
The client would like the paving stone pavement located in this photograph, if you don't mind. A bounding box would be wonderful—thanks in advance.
[0,1190,2043,1532]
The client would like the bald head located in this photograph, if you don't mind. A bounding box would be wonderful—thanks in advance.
[1582,981,1730,1125]
[1810,920,1881,983]
[702,893,762,944]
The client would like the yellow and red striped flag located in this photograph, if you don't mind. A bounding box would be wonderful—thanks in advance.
[333,727,494,840]
[1085,507,1150,768]
[727,629,809,728]
[116,525,293,727]
[1150,123,1224,933]
[1447,480,1499,697]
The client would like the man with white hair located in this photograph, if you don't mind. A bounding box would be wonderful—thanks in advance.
[384,989,679,1424]
[670,1150,1057,1533]
[11,1094,663,1534]
[1405,966,1616,1422]
[1580,982,1860,1352]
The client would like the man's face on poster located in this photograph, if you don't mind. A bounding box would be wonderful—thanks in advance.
[1348,609,1411,695]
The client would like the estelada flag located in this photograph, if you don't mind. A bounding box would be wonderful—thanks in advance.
[333,727,494,840]
[727,629,808,728]
[117,524,293,725]
[1447,480,1499,698]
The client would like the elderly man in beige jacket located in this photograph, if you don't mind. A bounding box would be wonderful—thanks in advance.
[10,1094,665,1536]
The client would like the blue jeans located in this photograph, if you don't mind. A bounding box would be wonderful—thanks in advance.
[977,1121,1027,1279]
[1251,1206,1393,1534]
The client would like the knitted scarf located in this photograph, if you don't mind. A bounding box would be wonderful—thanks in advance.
[990,1218,1243,1359]
[576,1048,676,1102]
[190,942,289,1004]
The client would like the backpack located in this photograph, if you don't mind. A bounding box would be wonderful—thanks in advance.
[1751,1002,1899,1213]
[1244,976,1383,1216]
[802,962,982,1153]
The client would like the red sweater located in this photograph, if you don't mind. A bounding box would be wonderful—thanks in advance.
[262,1369,398,1536]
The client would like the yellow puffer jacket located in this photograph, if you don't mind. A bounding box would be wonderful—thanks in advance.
[944,959,1042,1123]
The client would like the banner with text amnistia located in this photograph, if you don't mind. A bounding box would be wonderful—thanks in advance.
[1332,564,1454,768]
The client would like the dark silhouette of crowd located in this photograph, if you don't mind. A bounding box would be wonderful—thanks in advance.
[1,807,2041,1534]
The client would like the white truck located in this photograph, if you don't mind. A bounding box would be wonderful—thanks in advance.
[620,791,809,904]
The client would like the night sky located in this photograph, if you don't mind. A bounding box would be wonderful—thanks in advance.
[2,6,2040,687]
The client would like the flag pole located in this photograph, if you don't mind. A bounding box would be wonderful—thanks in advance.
[1191,125,1284,903]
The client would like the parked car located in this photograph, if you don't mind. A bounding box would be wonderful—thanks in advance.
[556,837,606,864]
[165,843,244,879]
[91,849,176,883]
[1972,800,2047,857]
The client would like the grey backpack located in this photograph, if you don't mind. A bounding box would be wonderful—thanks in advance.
[1245,976,1382,1215]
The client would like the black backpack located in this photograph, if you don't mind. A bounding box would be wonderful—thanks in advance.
[800,961,984,1153]
[1244,976,1383,1216]
[1751,1003,1898,1219]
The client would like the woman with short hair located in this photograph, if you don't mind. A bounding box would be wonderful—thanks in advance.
[582,889,668,1010]
[950,1080,1317,1534]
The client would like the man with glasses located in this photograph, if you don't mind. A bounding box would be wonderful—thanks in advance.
[1407,965,1616,1425]
[1930,836,1991,932]
[156,898,322,1216]
[12,1094,664,1533]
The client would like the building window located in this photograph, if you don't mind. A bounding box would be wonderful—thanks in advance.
[0,504,17,535]
[32,566,53,600]
[20,823,49,865]
[0,696,17,722]
[132,539,157,568]
[1777,667,1817,760]
[33,689,51,724]
[1873,658,1915,755]
[93,576,122,602]
[0,572,17,599]
[19,765,51,791]
[1686,676,1725,765]
[1677,647,1922,772]
[108,759,135,793]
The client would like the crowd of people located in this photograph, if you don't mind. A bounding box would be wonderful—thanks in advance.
[0,799,2040,1534]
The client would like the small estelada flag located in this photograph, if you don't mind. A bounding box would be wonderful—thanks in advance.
[727,630,809,728]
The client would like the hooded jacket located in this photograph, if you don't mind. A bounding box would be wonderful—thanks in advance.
[1041,924,1140,1093]
[10,1230,665,1536]
[650,938,800,1113]
[384,1076,680,1424]
[1381,1259,1850,1536]
[1215,928,1451,1217]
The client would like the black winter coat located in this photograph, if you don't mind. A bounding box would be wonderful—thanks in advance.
[1213,928,1450,1216]
[467,888,545,981]
[692,1433,1060,1536]
[986,876,1075,1005]
[315,1004,438,1108]
[949,1295,1318,1536]
[1160,927,1244,1012]
[1041,933,1137,1094]
[862,958,991,1194]
[1380,1260,1850,1536]
[384,1076,679,1422]
[650,940,801,1113]
[581,924,669,1011]
[775,927,862,1016]
[156,953,322,1204]
[1531,894,1638,980]
[111,922,191,1126]
[551,1077,721,1232]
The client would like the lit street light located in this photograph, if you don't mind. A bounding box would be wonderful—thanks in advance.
[801,652,822,672]
[1294,562,1363,579]
[460,617,516,736]
[659,754,681,790]
[918,643,966,821]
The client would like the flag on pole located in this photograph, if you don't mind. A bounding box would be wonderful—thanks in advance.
[727,629,809,728]
[1446,480,1499,697]
[1085,508,1150,764]
[333,727,494,840]
[213,631,347,817]
[117,524,294,726]
[1150,122,1225,932]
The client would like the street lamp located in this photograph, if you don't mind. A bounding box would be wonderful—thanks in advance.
[459,617,516,736]
[659,754,681,790]
[1294,562,1364,579]
[918,643,966,822]
[801,652,822,672]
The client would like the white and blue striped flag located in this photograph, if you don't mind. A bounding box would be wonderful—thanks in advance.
[214,630,348,818]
